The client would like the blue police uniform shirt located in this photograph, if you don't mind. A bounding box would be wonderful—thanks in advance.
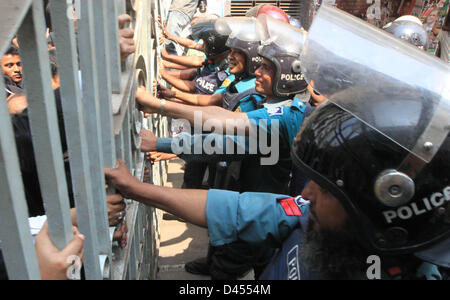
[205,189,321,280]
[156,96,306,194]
[205,189,447,280]
[243,97,307,194]
[206,189,308,247]
[246,97,306,149]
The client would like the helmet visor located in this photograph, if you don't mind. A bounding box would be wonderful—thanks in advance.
[257,14,307,58]
[215,17,267,43]
[191,18,218,40]
[301,5,450,163]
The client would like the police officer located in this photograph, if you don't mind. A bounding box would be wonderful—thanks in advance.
[383,15,428,49]
[137,16,310,279]
[157,17,265,111]
[137,15,309,195]
[155,16,267,201]
[160,17,233,189]
[106,6,450,280]
[160,18,231,95]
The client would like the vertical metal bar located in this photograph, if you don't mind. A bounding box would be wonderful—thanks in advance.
[122,108,133,170]
[92,0,116,168]
[115,130,125,162]
[77,0,110,279]
[106,0,122,93]
[17,0,73,250]
[0,80,41,280]
[116,0,126,15]
[128,236,137,279]
[90,2,120,264]
[48,0,105,280]
[0,0,33,55]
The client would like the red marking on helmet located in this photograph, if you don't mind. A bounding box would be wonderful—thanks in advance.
[257,6,290,23]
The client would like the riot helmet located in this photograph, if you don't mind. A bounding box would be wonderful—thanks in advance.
[246,4,290,23]
[294,5,450,258]
[289,15,303,28]
[383,15,428,49]
[191,18,230,58]
[257,14,308,97]
[215,17,267,76]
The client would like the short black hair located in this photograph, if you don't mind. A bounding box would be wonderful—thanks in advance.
[5,45,20,56]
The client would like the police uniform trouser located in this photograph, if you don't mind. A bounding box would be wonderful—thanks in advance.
[208,242,276,280]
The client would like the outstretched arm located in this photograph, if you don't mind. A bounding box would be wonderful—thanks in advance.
[159,19,205,52]
[105,160,303,247]
[161,72,197,93]
[162,59,192,70]
[105,160,208,227]
[140,130,258,163]
[159,86,223,106]
[137,87,250,134]
[161,46,204,68]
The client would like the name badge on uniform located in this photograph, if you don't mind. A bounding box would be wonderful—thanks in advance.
[222,78,232,88]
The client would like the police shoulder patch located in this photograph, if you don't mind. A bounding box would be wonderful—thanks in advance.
[278,196,308,216]
[266,106,284,116]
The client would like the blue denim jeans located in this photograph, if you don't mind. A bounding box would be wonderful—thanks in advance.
[165,10,191,55]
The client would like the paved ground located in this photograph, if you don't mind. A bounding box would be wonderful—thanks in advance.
[157,159,253,280]
[157,158,211,280]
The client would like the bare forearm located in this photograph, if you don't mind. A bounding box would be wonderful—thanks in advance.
[130,182,208,227]
[137,90,250,133]
[175,90,222,106]
[163,60,191,70]
[168,35,204,51]
[162,73,196,93]
[169,102,248,129]
[162,51,203,68]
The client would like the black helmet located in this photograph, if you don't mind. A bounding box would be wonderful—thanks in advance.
[257,14,308,97]
[292,101,450,255]
[383,16,428,49]
[191,18,230,58]
[295,5,450,257]
[215,17,266,76]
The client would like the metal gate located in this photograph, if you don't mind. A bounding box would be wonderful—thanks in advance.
[0,0,168,280]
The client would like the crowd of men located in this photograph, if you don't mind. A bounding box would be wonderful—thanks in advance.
[1,0,449,280]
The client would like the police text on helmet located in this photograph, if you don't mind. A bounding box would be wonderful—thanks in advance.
[280,74,304,81]
[383,186,450,224]
[252,56,262,63]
